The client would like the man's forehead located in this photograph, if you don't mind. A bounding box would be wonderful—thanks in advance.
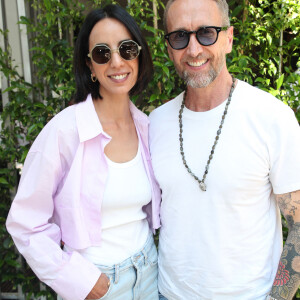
[167,0,222,31]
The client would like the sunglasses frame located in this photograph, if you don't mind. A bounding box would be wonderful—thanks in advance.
[165,26,229,50]
[87,39,142,65]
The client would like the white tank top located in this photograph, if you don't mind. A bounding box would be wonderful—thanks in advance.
[65,144,151,265]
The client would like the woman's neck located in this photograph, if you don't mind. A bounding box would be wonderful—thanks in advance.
[93,93,132,126]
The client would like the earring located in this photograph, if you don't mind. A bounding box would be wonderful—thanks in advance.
[91,74,97,83]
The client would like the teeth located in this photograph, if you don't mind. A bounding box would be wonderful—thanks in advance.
[111,74,127,80]
[188,60,207,67]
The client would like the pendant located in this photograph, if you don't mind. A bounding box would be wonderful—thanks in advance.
[199,181,206,191]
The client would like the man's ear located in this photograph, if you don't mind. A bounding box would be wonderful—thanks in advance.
[225,26,234,54]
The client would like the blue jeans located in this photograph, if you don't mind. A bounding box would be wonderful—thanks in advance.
[159,292,168,300]
[96,234,159,300]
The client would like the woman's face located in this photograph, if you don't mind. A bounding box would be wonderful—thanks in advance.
[88,18,139,99]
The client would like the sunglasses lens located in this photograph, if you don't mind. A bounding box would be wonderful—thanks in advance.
[168,31,189,49]
[197,27,218,46]
[119,41,140,60]
[91,45,111,64]
[90,41,140,64]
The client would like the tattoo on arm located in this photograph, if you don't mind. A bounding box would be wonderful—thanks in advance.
[270,191,300,300]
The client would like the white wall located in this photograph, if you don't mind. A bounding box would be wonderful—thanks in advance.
[0,0,31,108]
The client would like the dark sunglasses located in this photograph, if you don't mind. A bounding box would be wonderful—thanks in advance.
[165,26,228,50]
[87,40,141,65]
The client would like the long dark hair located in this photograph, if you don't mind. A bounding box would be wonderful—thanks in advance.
[73,4,153,103]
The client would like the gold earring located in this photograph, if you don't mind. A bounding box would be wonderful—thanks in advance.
[91,74,97,83]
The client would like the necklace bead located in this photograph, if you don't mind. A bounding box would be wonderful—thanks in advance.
[179,75,236,191]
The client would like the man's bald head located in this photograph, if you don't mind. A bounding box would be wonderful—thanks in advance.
[163,0,230,33]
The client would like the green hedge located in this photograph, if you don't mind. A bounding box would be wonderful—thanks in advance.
[0,0,299,298]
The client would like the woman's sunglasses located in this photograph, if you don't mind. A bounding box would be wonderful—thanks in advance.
[165,26,228,50]
[88,40,141,65]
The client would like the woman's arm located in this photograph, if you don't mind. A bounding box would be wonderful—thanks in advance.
[6,137,101,300]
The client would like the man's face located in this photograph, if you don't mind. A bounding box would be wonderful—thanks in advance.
[166,0,233,88]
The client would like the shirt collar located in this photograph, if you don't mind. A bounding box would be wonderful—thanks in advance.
[75,94,149,143]
[129,100,150,124]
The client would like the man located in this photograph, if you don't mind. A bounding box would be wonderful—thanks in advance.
[149,0,300,299]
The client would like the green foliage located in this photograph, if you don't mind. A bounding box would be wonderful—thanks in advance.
[0,1,85,297]
[126,0,183,109]
[0,0,299,298]
[228,0,300,119]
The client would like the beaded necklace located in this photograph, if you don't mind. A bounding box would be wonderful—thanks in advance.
[179,76,236,191]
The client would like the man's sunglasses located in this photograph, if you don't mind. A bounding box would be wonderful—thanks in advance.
[88,40,141,65]
[165,26,228,50]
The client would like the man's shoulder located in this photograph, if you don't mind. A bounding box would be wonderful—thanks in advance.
[149,92,184,122]
[236,80,291,114]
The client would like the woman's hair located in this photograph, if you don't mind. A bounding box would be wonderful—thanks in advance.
[73,4,153,103]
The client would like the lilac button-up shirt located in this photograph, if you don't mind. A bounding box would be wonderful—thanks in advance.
[6,95,161,300]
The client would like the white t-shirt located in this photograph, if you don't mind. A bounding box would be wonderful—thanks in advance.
[65,145,151,266]
[149,80,300,300]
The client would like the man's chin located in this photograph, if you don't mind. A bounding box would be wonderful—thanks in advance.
[183,73,215,89]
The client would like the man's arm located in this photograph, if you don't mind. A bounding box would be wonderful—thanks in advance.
[269,190,300,300]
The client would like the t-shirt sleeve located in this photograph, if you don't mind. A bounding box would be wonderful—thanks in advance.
[269,104,300,194]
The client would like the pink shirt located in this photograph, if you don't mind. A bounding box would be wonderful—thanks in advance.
[6,95,161,300]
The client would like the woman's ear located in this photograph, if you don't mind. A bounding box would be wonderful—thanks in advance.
[86,58,94,75]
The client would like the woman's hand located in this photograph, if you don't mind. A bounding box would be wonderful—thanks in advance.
[85,273,110,299]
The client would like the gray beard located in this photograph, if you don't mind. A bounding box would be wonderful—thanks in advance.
[182,69,217,88]
[180,55,226,88]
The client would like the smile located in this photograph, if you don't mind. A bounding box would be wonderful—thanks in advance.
[109,73,128,80]
[187,60,208,67]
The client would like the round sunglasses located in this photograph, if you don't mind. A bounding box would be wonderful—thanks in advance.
[165,26,228,50]
[88,40,142,65]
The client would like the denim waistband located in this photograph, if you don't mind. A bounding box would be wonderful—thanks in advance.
[94,233,155,284]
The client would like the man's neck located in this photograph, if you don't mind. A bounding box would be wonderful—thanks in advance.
[185,70,234,112]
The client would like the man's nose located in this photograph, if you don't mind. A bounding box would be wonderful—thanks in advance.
[186,34,204,57]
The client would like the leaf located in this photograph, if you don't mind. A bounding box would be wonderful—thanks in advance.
[3,237,11,249]
[231,5,243,18]
[153,61,162,67]
[162,66,170,77]
[30,46,44,52]
[3,86,16,93]
[144,25,156,34]
[0,169,10,174]
[43,0,51,11]
[238,57,248,68]
[34,103,46,108]
[18,16,31,25]
[27,124,37,135]
[149,94,158,102]
[269,88,280,97]
[20,148,29,163]
[266,33,272,45]
[276,74,285,90]
[0,177,8,185]
[255,77,266,83]
[46,50,53,60]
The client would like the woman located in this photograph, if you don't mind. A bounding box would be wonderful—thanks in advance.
[6,4,160,300]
